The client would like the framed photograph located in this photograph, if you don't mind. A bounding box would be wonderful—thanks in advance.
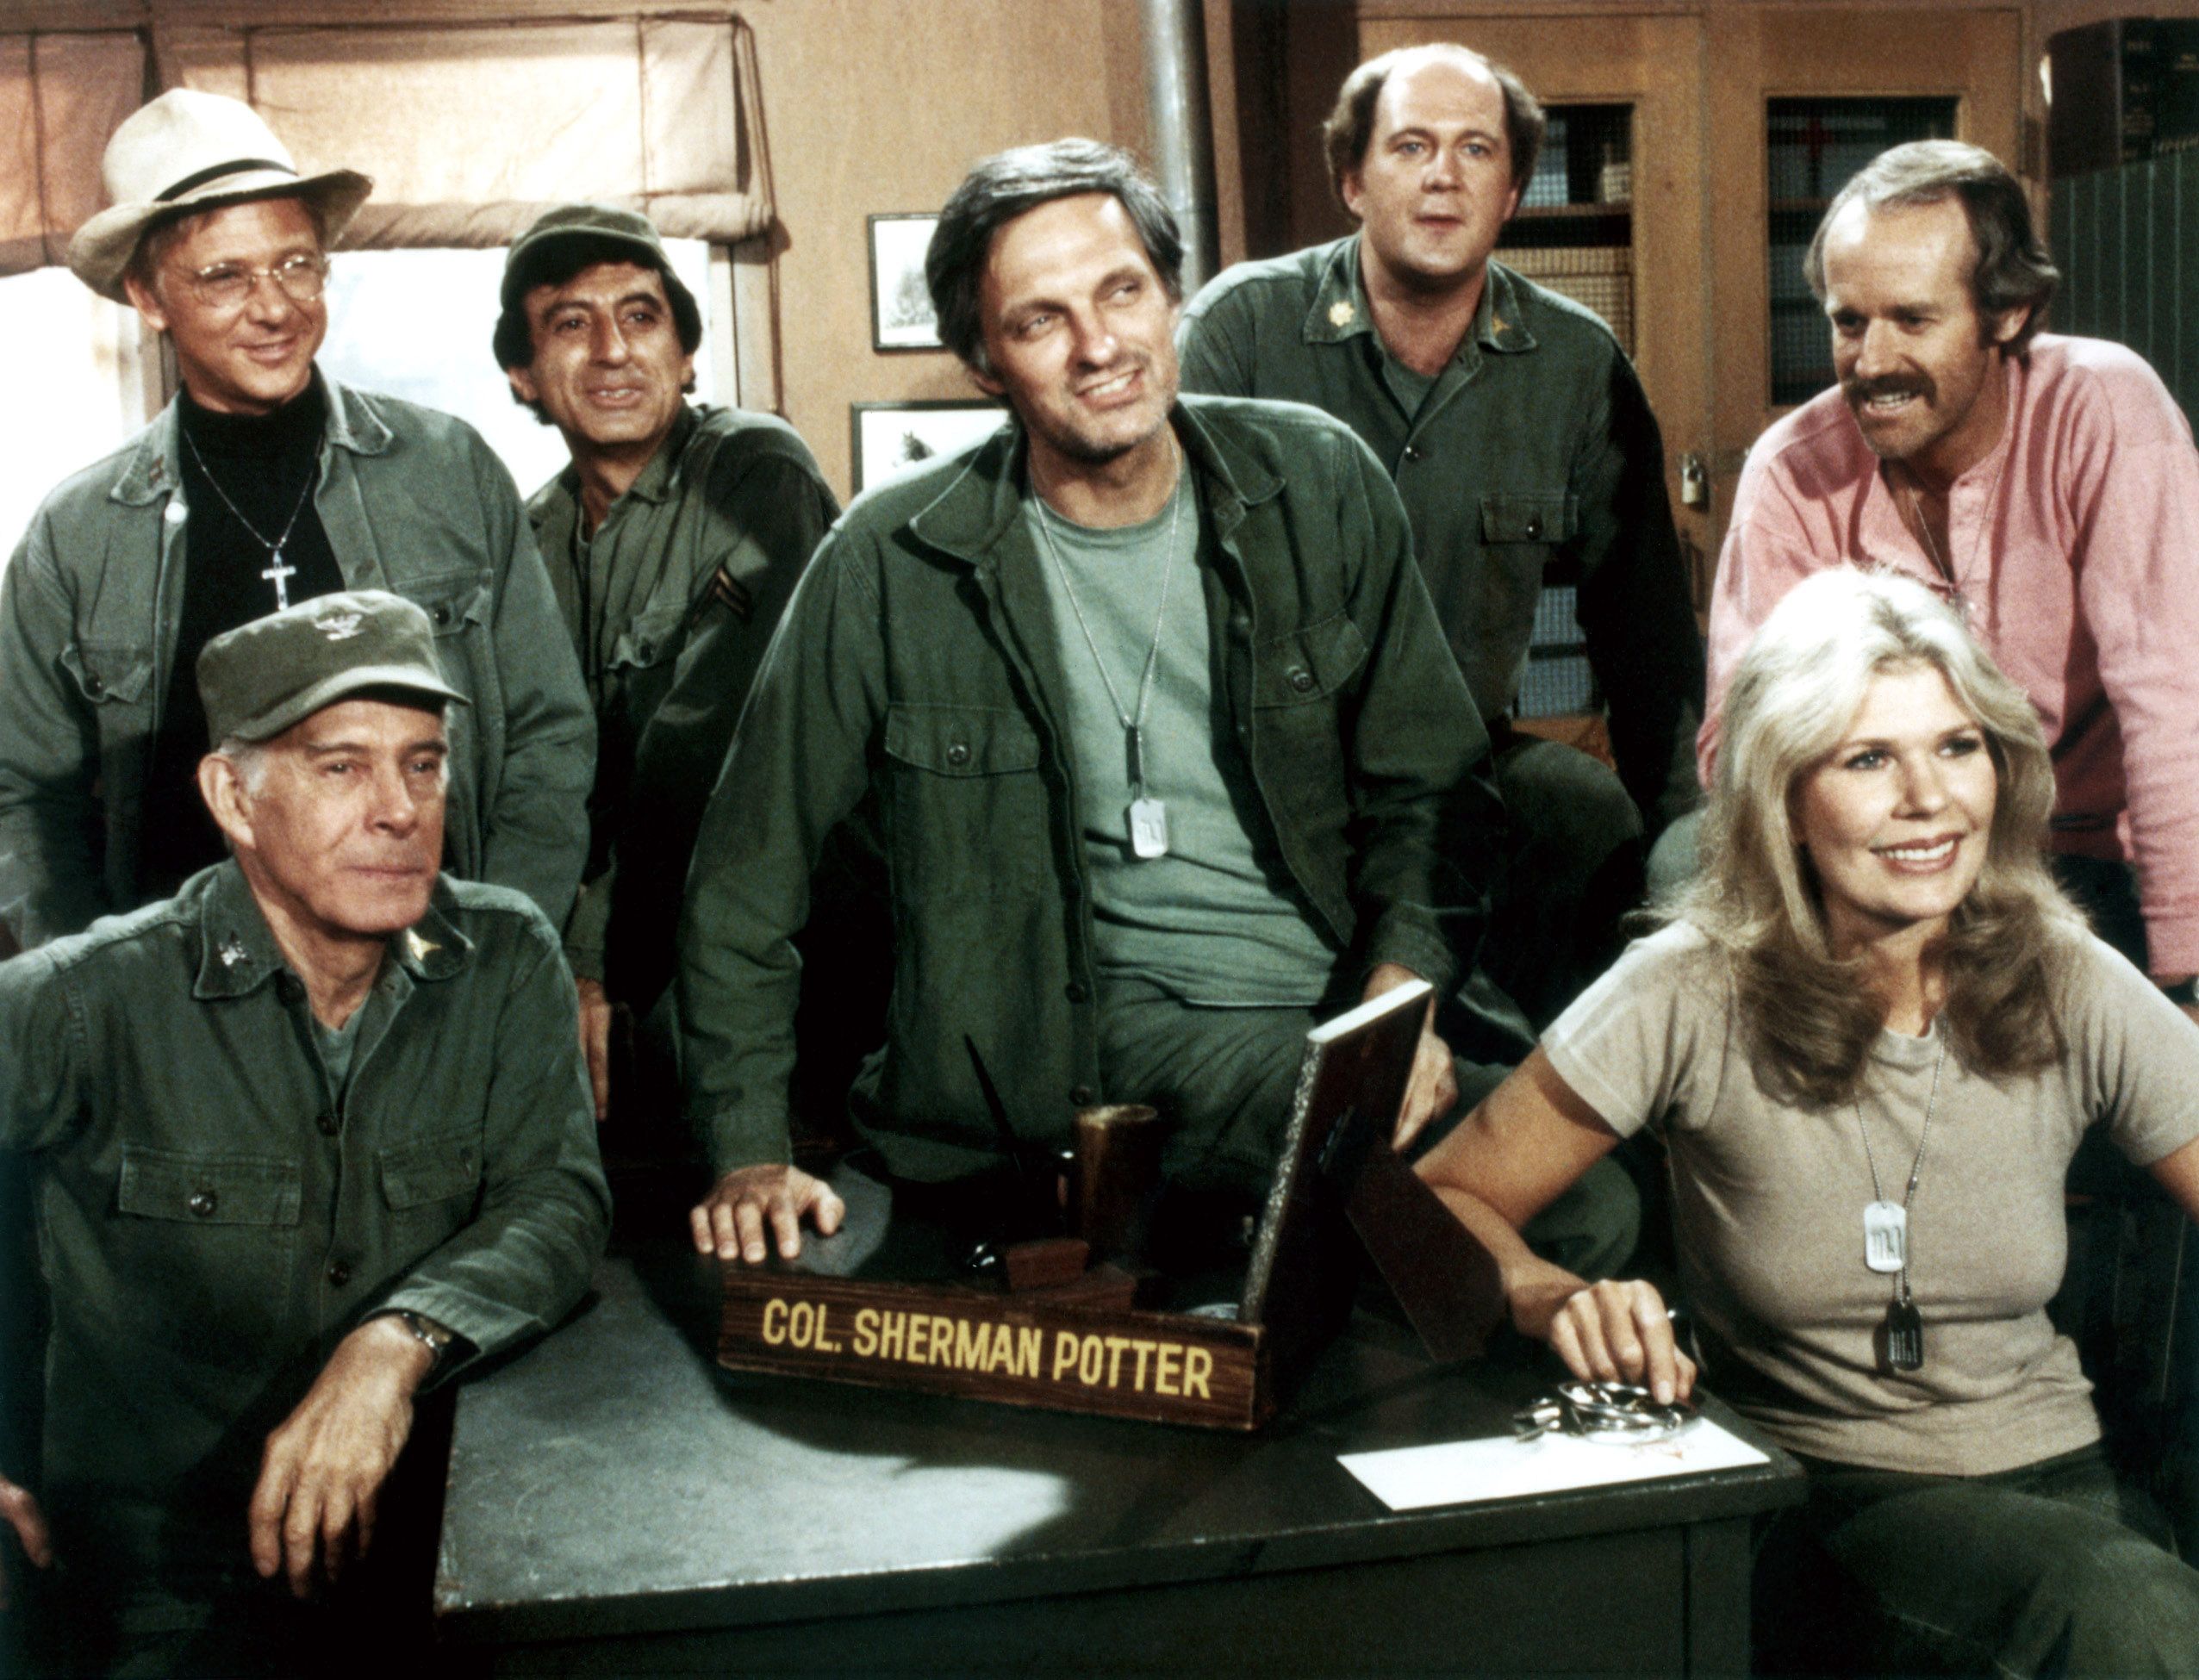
[869,214,943,351]
[851,401,1006,493]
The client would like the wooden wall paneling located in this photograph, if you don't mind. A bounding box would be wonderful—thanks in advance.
[738,0,1150,500]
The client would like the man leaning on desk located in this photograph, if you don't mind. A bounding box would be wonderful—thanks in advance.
[680,139,1523,1267]
[0,594,608,1677]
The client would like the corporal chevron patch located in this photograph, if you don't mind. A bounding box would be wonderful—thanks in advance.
[709,565,752,621]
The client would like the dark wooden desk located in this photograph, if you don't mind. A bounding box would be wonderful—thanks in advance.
[433,1251,1802,1676]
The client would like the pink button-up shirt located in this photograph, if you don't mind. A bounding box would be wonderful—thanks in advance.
[1702,335,2199,975]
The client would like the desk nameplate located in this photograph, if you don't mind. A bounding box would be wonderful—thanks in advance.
[720,1271,1268,1429]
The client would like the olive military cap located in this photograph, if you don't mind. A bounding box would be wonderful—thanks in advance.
[198,590,468,745]
[501,202,691,311]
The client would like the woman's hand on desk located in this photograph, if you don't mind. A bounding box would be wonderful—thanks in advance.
[1526,1277,1696,1408]
[691,1164,845,1264]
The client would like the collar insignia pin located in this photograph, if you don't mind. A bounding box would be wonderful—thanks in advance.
[218,936,248,968]
[1492,314,1509,335]
[1328,300,1355,327]
[317,611,364,641]
[405,930,439,961]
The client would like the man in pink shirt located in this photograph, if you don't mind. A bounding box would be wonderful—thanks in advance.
[1702,140,2199,1025]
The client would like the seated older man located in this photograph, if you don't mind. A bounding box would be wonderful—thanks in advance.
[0,591,608,1676]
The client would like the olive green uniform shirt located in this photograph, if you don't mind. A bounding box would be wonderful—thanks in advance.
[0,863,609,1618]
[0,373,596,947]
[677,396,1500,1184]
[527,404,838,994]
[1179,240,1704,832]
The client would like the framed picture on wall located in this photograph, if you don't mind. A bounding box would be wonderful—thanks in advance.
[869,214,944,351]
[850,401,1006,492]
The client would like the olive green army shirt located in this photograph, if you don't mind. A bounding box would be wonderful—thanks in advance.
[527,403,838,994]
[1179,238,1704,833]
[0,863,609,1615]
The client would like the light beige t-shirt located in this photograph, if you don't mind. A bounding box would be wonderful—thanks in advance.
[1545,921,2199,1475]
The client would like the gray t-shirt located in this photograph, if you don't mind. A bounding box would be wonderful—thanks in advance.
[1544,920,2199,1475]
[1025,481,1336,1006]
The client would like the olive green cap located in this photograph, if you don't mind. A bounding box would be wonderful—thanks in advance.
[501,202,686,309]
[198,590,467,745]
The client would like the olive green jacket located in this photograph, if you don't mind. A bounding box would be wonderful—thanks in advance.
[0,373,595,949]
[1180,240,1704,833]
[526,403,838,993]
[0,862,608,1608]
[677,395,1500,1182]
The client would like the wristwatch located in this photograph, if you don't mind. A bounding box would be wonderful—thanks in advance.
[385,1310,456,1371]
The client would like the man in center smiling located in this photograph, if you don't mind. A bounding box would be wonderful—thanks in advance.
[676,140,1511,1261]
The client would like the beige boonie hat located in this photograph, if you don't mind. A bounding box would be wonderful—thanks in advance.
[67,88,372,303]
[198,591,466,746]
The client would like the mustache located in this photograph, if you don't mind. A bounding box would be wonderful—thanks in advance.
[1843,373,1936,404]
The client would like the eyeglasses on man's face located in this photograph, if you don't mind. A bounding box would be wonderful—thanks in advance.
[173,252,330,311]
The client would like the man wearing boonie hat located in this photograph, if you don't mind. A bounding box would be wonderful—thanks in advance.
[493,203,838,1125]
[0,589,607,1674]
[0,87,593,957]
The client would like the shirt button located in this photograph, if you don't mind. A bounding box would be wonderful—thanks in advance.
[1524,516,1543,539]
[1403,445,1423,464]
[277,974,304,1004]
[1287,669,1315,694]
[187,1191,217,1217]
[946,743,971,767]
[636,641,655,663]
[1070,1084,1095,1105]
[327,1260,352,1287]
[316,1111,340,1136]
[84,675,105,698]
[1065,981,1088,1003]
[433,605,453,626]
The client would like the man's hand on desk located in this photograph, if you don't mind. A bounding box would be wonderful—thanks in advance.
[691,1163,846,1264]
[1363,962,1456,1151]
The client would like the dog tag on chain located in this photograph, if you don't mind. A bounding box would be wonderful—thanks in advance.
[1863,1201,1907,1273]
[1128,798,1170,859]
[1882,1293,1924,1372]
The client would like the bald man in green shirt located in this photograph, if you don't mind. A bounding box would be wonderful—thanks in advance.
[1180,44,1704,1029]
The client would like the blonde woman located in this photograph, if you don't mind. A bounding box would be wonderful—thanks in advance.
[1421,566,2199,1676]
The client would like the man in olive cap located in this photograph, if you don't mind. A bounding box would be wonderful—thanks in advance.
[495,203,838,1119]
[0,590,607,1673]
[0,87,594,955]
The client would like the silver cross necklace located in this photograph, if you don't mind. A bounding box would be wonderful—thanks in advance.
[1031,442,1184,860]
[181,428,317,610]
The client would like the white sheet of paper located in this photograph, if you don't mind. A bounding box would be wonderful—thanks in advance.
[1339,1417,1771,1512]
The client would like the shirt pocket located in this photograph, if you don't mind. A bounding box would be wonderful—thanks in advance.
[390,569,490,846]
[61,640,158,778]
[881,701,1046,901]
[377,1131,486,1255]
[115,1144,302,1349]
[606,597,688,676]
[1250,613,1367,831]
[1479,493,1579,549]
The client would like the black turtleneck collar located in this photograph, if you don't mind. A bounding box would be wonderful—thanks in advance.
[179,368,327,462]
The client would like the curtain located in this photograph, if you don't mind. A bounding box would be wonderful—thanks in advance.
[170,16,772,249]
[0,12,771,274]
[0,29,149,277]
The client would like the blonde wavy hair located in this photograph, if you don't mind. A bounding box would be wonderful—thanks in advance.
[1681,567,2085,1107]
